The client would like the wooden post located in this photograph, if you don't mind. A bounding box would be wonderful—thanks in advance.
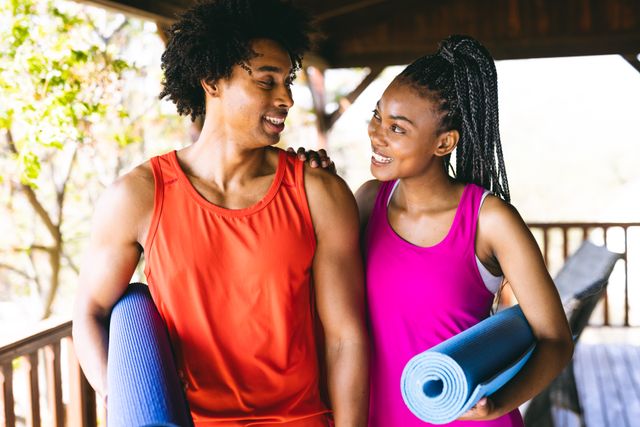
[1,361,16,427]
[304,66,329,149]
[27,352,41,427]
[622,53,640,73]
[67,338,96,427]
[45,342,64,427]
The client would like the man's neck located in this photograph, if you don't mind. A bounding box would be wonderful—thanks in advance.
[180,122,273,192]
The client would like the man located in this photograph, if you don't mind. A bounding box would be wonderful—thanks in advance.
[72,1,369,425]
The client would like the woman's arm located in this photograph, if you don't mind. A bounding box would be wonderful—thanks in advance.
[461,196,574,420]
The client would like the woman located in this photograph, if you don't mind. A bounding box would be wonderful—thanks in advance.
[300,34,573,426]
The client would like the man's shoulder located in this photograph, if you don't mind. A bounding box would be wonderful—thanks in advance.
[354,179,381,204]
[107,161,154,202]
[96,160,155,222]
[302,162,354,204]
[301,163,360,238]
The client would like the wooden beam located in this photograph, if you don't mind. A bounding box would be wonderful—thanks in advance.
[79,0,185,24]
[622,53,640,73]
[303,66,329,148]
[327,66,383,128]
[317,0,640,67]
[313,0,390,22]
[325,33,640,68]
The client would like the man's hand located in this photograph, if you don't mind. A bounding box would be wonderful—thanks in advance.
[287,146,336,173]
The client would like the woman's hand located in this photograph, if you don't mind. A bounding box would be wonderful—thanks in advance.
[458,397,497,421]
[287,147,336,173]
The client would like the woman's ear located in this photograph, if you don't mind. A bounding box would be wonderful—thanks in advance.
[201,78,219,97]
[435,130,460,157]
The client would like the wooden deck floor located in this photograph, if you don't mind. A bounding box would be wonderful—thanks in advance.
[548,328,640,427]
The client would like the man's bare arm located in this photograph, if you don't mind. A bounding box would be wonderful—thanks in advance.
[305,166,369,427]
[72,165,153,400]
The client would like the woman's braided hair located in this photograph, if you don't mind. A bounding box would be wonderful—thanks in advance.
[397,35,510,202]
[159,0,312,121]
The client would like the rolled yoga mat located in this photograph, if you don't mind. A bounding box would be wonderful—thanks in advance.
[107,283,192,427]
[401,304,536,424]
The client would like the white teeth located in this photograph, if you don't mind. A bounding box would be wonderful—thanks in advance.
[372,151,392,164]
[265,116,285,125]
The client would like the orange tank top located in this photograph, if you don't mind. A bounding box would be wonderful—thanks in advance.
[144,149,331,426]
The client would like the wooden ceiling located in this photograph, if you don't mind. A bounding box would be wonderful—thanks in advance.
[85,0,640,69]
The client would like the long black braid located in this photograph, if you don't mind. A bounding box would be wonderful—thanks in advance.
[397,35,510,202]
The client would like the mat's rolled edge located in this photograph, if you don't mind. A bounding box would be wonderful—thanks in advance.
[401,305,536,424]
[107,283,192,427]
[400,352,469,423]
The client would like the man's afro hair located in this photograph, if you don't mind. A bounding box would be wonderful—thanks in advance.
[159,0,313,121]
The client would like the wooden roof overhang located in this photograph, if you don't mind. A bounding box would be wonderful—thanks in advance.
[83,0,640,70]
[80,0,640,137]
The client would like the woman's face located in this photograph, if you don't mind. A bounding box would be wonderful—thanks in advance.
[367,80,452,182]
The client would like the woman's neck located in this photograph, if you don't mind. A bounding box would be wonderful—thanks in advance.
[393,168,462,215]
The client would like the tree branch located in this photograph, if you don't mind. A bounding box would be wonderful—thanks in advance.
[63,252,80,275]
[0,263,34,281]
[4,245,54,254]
[6,129,61,240]
[27,251,43,297]
[57,144,78,220]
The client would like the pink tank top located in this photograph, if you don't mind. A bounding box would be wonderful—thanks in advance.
[365,181,524,427]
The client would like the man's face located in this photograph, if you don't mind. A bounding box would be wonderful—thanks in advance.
[214,38,295,147]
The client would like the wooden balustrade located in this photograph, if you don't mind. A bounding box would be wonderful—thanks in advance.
[0,321,98,427]
[528,222,639,327]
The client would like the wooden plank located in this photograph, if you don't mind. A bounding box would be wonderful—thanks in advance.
[606,345,640,424]
[591,344,628,426]
[27,352,41,427]
[45,343,64,427]
[1,362,16,427]
[574,344,608,427]
[624,346,640,404]
[550,406,581,427]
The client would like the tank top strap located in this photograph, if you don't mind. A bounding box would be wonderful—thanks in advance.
[447,183,488,254]
[145,152,179,269]
[151,151,180,184]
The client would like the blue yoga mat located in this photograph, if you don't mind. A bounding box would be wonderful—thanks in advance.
[401,305,536,424]
[107,283,192,427]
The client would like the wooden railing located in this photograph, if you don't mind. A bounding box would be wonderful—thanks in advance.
[0,320,99,427]
[528,222,639,327]
[0,222,637,426]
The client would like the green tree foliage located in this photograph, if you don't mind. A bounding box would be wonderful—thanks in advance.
[0,0,189,320]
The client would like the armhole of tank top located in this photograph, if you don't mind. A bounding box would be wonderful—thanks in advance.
[143,156,165,279]
[294,159,317,251]
[473,189,503,295]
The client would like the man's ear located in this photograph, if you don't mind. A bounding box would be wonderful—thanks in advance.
[201,78,220,97]
[435,130,460,157]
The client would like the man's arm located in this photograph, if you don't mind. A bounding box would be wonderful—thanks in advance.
[305,167,369,427]
[72,165,153,401]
